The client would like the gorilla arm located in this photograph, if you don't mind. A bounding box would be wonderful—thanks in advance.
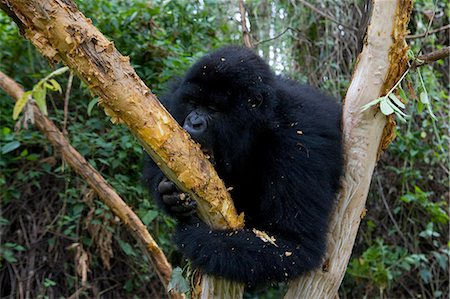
[174,221,322,285]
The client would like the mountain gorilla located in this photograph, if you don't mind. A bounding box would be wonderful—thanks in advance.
[143,46,343,285]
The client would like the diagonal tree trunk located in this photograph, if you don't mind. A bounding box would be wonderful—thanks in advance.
[0,0,244,297]
[0,0,243,231]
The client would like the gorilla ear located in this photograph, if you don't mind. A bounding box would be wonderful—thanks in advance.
[247,84,275,110]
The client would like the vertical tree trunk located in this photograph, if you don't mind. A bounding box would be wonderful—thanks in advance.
[285,0,412,297]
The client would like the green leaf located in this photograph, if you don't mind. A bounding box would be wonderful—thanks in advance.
[389,94,405,109]
[399,261,411,271]
[2,127,11,136]
[13,91,31,120]
[45,79,62,93]
[32,84,48,116]
[398,86,408,103]
[1,248,17,263]
[44,82,56,91]
[118,240,134,256]
[87,98,99,116]
[417,101,424,114]
[387,99,407,117]
[361,97,383,112]
[432,251,448,271]
[73,203,85,215]
[142,210,158,226]
[1,141,20,154]
[14,245,25,251]
[426,103,437,120]
[36,67,68,93]
[388,101,407,116]
[380,99,394,115]
[168,267,190,294]
[43,278,56,288]
[419,268,431,283]
[395,113,407,123]
[0,217,10,226]
[46,66,69,78]
[49,79,62,93]
[419,91,429,104]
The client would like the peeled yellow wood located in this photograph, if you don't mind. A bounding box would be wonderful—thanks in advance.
[1,1,245,297]
[1,0,244,231]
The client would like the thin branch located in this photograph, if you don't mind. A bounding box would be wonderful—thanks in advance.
[424,6,437,37]
[407,24,450,39]
[376,175,409,246]
[1,0,243,231]
[254,27,305,46]
[0,71,179,298]
[67,286,89,299]
[238,0,253,48]
[411,46,450,68]
[298,0,357,31]
[62,71,73,135]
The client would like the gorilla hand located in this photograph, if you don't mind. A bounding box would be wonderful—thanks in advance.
[157,177,197,219]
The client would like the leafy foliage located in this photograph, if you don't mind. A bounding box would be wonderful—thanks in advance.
[13,67,68,119]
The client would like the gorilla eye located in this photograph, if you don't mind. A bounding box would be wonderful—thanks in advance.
[186,99,198,107]
[207,105,219,112]
[248,95,263,109]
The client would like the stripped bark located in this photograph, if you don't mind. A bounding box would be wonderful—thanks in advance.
[412,46,450,68]
[0,71,180,298]
[285,0,412,297]
[238,0,253,49]
[0,0,243,231]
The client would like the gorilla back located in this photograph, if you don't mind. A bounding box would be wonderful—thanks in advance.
[143,46,343,286]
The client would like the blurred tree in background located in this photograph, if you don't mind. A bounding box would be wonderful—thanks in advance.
[0,0,448,298]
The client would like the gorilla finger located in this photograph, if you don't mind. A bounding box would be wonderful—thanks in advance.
[162,193,181,205]
[178,196,196,208]
[185,199,197,209]
[158,180,176,194]
[170,202,197,213]
[179,209,197,217]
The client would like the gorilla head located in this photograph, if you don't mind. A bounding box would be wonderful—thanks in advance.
[167,46,279,176]
[144,46,343,285]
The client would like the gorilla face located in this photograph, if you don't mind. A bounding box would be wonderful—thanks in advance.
[173,84,258,174]
[167,48,277,175]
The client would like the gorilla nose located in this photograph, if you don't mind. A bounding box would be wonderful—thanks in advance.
[183,111,207,136]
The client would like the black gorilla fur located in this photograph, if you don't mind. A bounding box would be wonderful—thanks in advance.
[143,46,343,285]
